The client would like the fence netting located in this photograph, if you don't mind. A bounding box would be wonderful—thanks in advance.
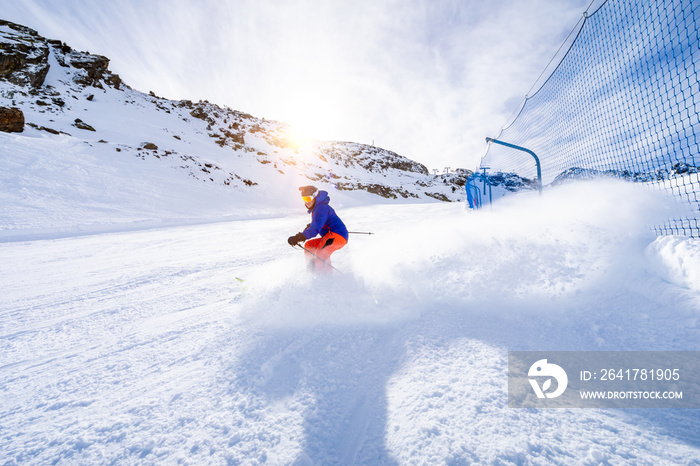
[480,0,700,237]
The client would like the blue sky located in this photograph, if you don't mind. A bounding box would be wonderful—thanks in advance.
[0,0,591,170]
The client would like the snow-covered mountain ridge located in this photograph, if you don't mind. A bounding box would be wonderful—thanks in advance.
[0,18,470,212]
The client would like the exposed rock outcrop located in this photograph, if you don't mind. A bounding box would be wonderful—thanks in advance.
[0,20,50,88]
[0,19,122,91]
[73,118,95,131]
[0,106,24,132]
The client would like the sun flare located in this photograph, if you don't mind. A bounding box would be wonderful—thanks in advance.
[284,124,317,153]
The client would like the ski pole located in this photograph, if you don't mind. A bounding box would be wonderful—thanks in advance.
[295,244,343,274]
[348,231,374,235]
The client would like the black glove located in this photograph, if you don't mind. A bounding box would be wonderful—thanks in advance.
[288,232,306,246]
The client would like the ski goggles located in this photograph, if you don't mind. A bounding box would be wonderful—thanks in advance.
[302,195,315,203]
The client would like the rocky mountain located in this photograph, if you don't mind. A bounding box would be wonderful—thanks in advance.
[551,164,700,185]
[0,19,471,204]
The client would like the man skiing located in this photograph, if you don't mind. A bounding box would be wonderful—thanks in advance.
[287,186,348,273]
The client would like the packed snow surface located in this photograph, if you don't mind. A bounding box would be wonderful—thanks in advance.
[1,178,699,464]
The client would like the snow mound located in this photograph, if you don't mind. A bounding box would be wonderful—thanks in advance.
[646,235,700,292]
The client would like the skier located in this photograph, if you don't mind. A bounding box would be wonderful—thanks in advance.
[287,186,348,273]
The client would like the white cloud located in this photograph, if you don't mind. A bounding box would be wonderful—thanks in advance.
[0,0,590,170]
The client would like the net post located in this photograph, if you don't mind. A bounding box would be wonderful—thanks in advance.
[485,138,543,195]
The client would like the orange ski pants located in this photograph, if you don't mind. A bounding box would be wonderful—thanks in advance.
[304,232,347,273]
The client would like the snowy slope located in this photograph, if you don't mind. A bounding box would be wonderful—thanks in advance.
[1,180,699,464]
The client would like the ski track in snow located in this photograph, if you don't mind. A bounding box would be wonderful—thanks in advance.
[1,182,700,464]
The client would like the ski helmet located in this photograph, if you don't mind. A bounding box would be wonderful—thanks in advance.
[299,185,318,207]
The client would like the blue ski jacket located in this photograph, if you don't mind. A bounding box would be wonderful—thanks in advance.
[302,191,348,241]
